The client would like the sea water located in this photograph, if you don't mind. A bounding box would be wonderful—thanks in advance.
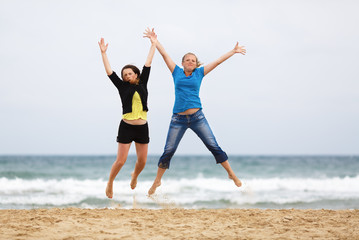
[0,155,358,210]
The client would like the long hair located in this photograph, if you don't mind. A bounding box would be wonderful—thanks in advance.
[121,64,140,84]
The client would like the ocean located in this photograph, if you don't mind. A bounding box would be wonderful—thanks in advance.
[0,155,358,210]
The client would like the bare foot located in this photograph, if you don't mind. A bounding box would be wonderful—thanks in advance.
[229,174,242,187]
[130,172,137,190]
[148,181,161,195]
[106,182,113,198]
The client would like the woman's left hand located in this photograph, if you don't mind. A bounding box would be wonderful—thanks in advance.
[234,42,246,55]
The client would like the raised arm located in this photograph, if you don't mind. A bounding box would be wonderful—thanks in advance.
[203,42,246,76]
[144,29,176,73]
[157,40,176,73]
[143,28,157,67]
[98,38,113,76]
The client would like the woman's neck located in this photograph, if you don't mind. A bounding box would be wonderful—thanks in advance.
[184,70,193,77]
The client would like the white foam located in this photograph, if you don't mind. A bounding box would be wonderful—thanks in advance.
[1,175,358,208]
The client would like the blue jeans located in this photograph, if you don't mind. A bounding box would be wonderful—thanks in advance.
[158,109,228,169]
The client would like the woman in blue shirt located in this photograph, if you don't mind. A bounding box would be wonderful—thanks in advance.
[148,30,246,195]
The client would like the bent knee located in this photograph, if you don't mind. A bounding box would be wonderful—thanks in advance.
[115,158,126,166]
[137,157,147,164]
[163,146,177,156]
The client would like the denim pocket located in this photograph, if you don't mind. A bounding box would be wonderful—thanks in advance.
[195,111,205,121]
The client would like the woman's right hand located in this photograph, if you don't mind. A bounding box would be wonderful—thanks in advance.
[98,38,108,53]
[144,28,175,73]
[143,27,157,44]
[99,38,112,75]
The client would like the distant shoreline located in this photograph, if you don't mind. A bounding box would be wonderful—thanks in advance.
[1,154,358,157]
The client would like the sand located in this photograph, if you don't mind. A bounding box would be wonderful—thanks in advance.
[0,208,358,239]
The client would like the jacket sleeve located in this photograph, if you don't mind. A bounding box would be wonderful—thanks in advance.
[140,66,151,85]
[108,71,123,90]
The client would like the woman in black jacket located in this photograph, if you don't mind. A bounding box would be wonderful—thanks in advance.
[99,28,157,199]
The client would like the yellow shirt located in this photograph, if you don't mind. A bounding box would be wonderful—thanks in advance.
[122,91,147,120]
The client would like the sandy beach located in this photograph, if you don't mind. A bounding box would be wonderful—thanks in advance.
[0,208,358,239]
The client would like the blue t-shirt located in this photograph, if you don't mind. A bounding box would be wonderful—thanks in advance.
[172,65,205,113]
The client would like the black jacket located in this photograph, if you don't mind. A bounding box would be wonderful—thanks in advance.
[108,66,150,114]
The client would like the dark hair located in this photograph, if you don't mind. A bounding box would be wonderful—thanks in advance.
[121,64,140,82]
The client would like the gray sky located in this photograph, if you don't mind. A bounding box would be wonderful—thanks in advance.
[1,0,358,155]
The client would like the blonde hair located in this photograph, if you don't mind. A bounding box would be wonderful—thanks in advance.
[182,52,203,68]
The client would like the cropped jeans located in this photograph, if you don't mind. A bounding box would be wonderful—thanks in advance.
[158,109,228,169]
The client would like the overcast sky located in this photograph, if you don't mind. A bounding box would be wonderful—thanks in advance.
[1,0,358,155]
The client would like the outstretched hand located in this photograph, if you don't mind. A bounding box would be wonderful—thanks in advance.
[98,38,108,53]
[233,42,246,55]
[143,27,157,44]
